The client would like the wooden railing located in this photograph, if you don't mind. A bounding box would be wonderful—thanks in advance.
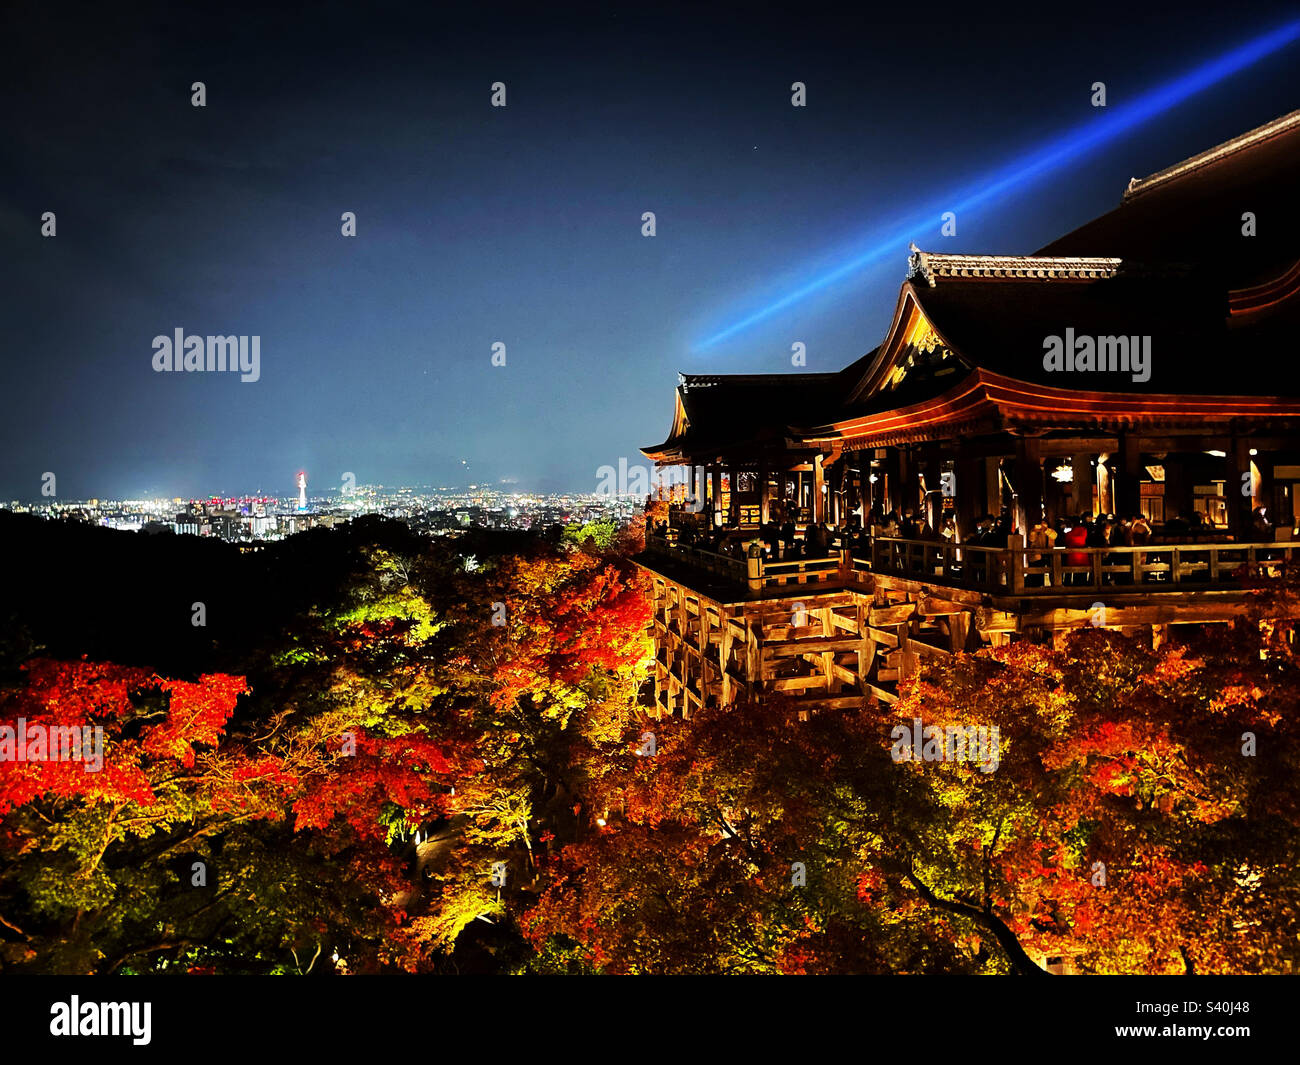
[644,534,748,584]
[868,536,1296,594]
[646,531,1294,596]
[645,533,842,590]
[760,553,841,588]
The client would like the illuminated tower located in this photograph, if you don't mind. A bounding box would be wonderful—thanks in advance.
[296,471,307,513]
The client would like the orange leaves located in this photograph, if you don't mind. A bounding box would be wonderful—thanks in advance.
[229,755,300,788]
[1209,683,1267,717]
[291,729,460,840]
[1,658,473,869]
[488,550,651,714]
[18,657,152,722]
[0,659,248,814]
[855,868,886,904]
[140,673,249,767]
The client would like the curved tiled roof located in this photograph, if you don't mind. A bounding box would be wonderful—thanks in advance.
[1038,110,1300,290]
[643,110,1300,462]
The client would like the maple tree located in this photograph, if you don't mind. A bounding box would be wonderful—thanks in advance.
[405,537,653,958]
[882,613,1300,975]
[0,652,466,973]
[3,516,1296,975]
[525,696,974,974]
[526,597,1300,974]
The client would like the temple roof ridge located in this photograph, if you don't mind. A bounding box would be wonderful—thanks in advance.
[677,371,838,389]
[1123,108,1300,201]
[906,244,1123,286]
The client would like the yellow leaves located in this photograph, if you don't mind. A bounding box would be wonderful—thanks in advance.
[335,591,442,645]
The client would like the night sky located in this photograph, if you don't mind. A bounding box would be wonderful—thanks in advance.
[3,0,1298,500]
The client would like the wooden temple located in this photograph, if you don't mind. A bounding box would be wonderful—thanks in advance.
[636,110,1300,718]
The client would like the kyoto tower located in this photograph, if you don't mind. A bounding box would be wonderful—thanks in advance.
[296,470,307,512]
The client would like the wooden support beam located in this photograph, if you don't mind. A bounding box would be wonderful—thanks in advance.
[719,614,734,706]
[783,694,870,713]
[948,611,972,652]
[830,610,860,632]
[865,627,901,647]
[869,603,917,626]
[772,675,831,693]
[1025,601,1257,628]
[818,606,837,692]
[763,636,866,656]
[855,600,876,696]
[796,653,857,687]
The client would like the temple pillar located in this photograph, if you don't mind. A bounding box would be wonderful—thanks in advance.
[1229,437,1253,541]
[922,442,944,532]
[897,447,914,517]
[1117,433,1142,519]
[813,453,825,523]
[954,445,983,541]
[1096,457,1113,515]
[984,456,1002,518]
[1163,454,1189,527]
[838,457,848,525]
[883,448,902,515]
[1254,449,1275,532]
[1011,437,1043,536]
[1070,452,1093,517]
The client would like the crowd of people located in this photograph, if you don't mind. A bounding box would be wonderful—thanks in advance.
[653,500,1283,581]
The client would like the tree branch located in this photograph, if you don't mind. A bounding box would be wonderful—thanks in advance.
[905,864,1046,976]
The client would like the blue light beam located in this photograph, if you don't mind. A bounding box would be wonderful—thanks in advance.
[697,18,1300,350]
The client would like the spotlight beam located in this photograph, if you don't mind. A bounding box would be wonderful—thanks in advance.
[696,18,1300,350]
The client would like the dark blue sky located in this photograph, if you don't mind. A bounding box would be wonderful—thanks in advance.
[3,0,1298,499]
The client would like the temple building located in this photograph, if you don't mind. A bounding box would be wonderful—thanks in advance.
[637,110,1300,718]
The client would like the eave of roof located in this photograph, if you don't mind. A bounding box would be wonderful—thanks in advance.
[798,367,1300,450]
[641,371,843,461]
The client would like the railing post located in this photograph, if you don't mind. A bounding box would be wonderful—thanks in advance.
[1008,535,1025,594]
[746,541,764,593]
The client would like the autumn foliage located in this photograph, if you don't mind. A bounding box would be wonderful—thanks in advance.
[2,519,1298,974]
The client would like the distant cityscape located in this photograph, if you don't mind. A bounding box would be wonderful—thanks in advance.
[1,479,643,543]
